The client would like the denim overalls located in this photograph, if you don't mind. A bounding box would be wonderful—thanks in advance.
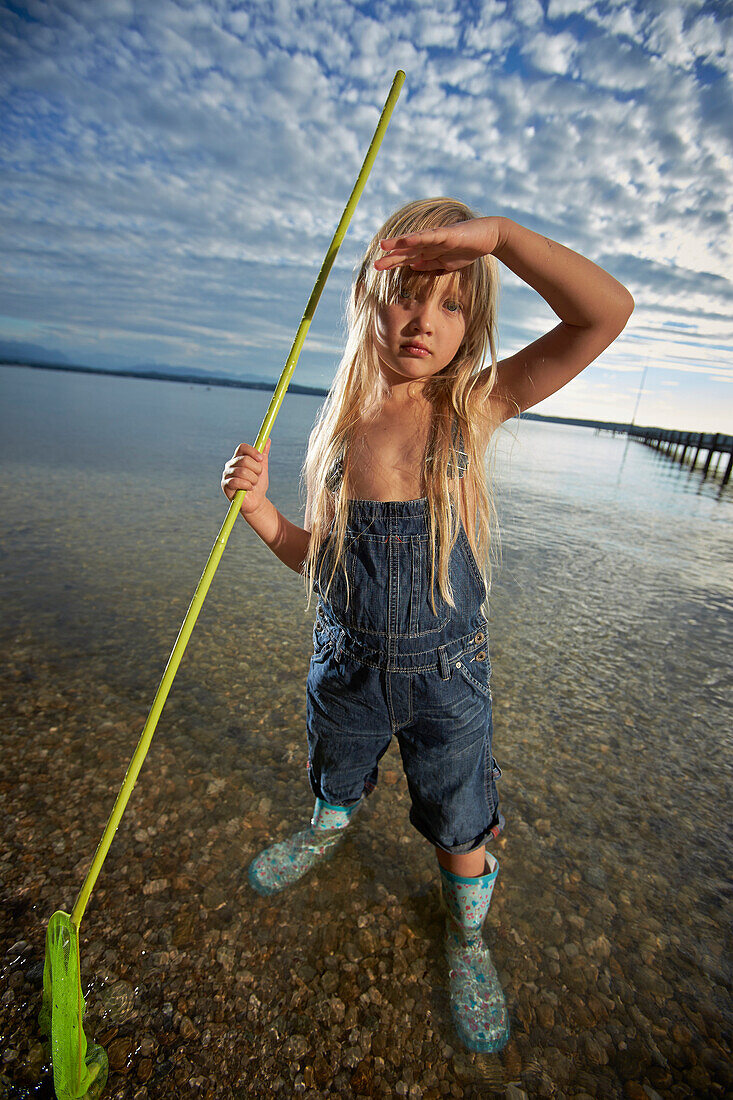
[306,497,504,855]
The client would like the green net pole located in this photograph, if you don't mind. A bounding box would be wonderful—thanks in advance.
[70,69,406,931]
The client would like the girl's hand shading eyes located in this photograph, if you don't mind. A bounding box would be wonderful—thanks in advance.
[374,217,503,273]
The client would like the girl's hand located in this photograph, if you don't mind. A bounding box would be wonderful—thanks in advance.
[221,438,271,518]
[374,216,503,273]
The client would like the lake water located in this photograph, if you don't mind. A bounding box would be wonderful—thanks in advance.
[1,364,731,1098]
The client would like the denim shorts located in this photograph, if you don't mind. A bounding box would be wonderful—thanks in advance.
[305,498,503,855]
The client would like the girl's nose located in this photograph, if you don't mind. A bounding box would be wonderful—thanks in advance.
[409,299,436,333]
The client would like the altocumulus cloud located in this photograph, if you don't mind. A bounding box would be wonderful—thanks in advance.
[0,0,731,430]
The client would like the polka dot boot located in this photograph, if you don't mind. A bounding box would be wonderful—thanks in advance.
[247,798,360,897]
[439,853,510,1053]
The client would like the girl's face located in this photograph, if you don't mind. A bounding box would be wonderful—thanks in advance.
[373,283,467,388]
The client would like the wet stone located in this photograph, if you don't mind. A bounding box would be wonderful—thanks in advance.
[216,945,236,973]
[342,1046,363,1069]
[136,1057,153,1082]
[582,1033,608,1066]
[137,1035,157,1057]
[671,1023,692,1044]
[321,970,339,994]
[202,885,227,910]
[624,1084,651,1100]
[283,1034,309,1060]
[584,865,607,889]
[24,1041,46,1077]
[179,1016,199,1041]
[107,1036,133,1071]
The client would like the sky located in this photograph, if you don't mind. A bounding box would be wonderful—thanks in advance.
[1,0,731,433]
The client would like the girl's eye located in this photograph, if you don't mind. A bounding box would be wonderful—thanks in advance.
[396,291,462,312]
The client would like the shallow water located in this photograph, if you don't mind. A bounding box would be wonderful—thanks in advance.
[1,364,731,1098]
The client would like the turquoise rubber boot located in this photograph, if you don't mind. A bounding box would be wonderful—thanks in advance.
[439,853,510,1052]
[248,798,360,896]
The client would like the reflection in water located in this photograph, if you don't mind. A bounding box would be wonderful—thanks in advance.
[1,366,731,1096]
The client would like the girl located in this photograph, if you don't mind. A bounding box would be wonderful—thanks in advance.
[221,198,634,1053]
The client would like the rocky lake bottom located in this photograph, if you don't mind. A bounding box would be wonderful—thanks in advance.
[1,570,731,1099]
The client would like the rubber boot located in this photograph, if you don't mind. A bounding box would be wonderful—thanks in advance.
[439,853,510,1052]
[247,798,360,896]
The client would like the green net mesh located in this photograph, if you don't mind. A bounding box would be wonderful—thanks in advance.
[39,911,109,1099]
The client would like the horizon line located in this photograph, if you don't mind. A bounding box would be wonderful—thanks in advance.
[1,357,724,437]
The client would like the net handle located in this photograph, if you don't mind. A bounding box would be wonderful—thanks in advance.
[70,69,406,930]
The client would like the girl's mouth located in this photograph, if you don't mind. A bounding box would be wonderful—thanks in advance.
[401,345,430,357]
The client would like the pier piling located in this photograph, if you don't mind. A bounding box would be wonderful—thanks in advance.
[629,427,732,487]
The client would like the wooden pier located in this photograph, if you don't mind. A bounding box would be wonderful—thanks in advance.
[521,412,732,488]
[624,427,733,487]
[592,421,733,487]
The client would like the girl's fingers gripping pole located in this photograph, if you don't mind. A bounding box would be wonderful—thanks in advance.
[69,69,406,931]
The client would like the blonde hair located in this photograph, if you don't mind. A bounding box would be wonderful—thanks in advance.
[301,197,518,613]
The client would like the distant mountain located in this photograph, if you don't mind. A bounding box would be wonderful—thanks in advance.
[0,339,69,364]
[121,362,275,387]
[0,343,275,388]
[1,356,329,398]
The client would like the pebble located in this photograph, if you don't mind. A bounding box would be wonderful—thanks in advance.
[136,1057,153,1082]
[141,877,169,895]
[283,1034,309,1060]
[587,933,612,961]
[584,864,607,889]
[179,1016,199,1040]
[583,1033,609,1066]
[24,1042,45,1076]
[624,1082,648,1099]
[341,1047,362,1069]
[107,1036,133,1071]
[671,1023,692,1044]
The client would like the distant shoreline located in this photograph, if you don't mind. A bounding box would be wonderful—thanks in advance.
[2,356,635,433]
[0,356,329,399]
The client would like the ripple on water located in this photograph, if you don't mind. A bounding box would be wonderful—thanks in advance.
[96,979,136,1026]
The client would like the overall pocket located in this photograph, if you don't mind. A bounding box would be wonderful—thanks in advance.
[454,633,492,698]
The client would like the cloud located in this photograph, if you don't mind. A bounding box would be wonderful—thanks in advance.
[520,31,578,76]
[547,0,597,18]
[0,0,730,430]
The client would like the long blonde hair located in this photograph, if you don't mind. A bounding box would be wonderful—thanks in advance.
[302,197,517,612]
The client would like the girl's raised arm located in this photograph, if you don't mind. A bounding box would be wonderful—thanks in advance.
[375,215,635,423]
[488,217,634,422]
